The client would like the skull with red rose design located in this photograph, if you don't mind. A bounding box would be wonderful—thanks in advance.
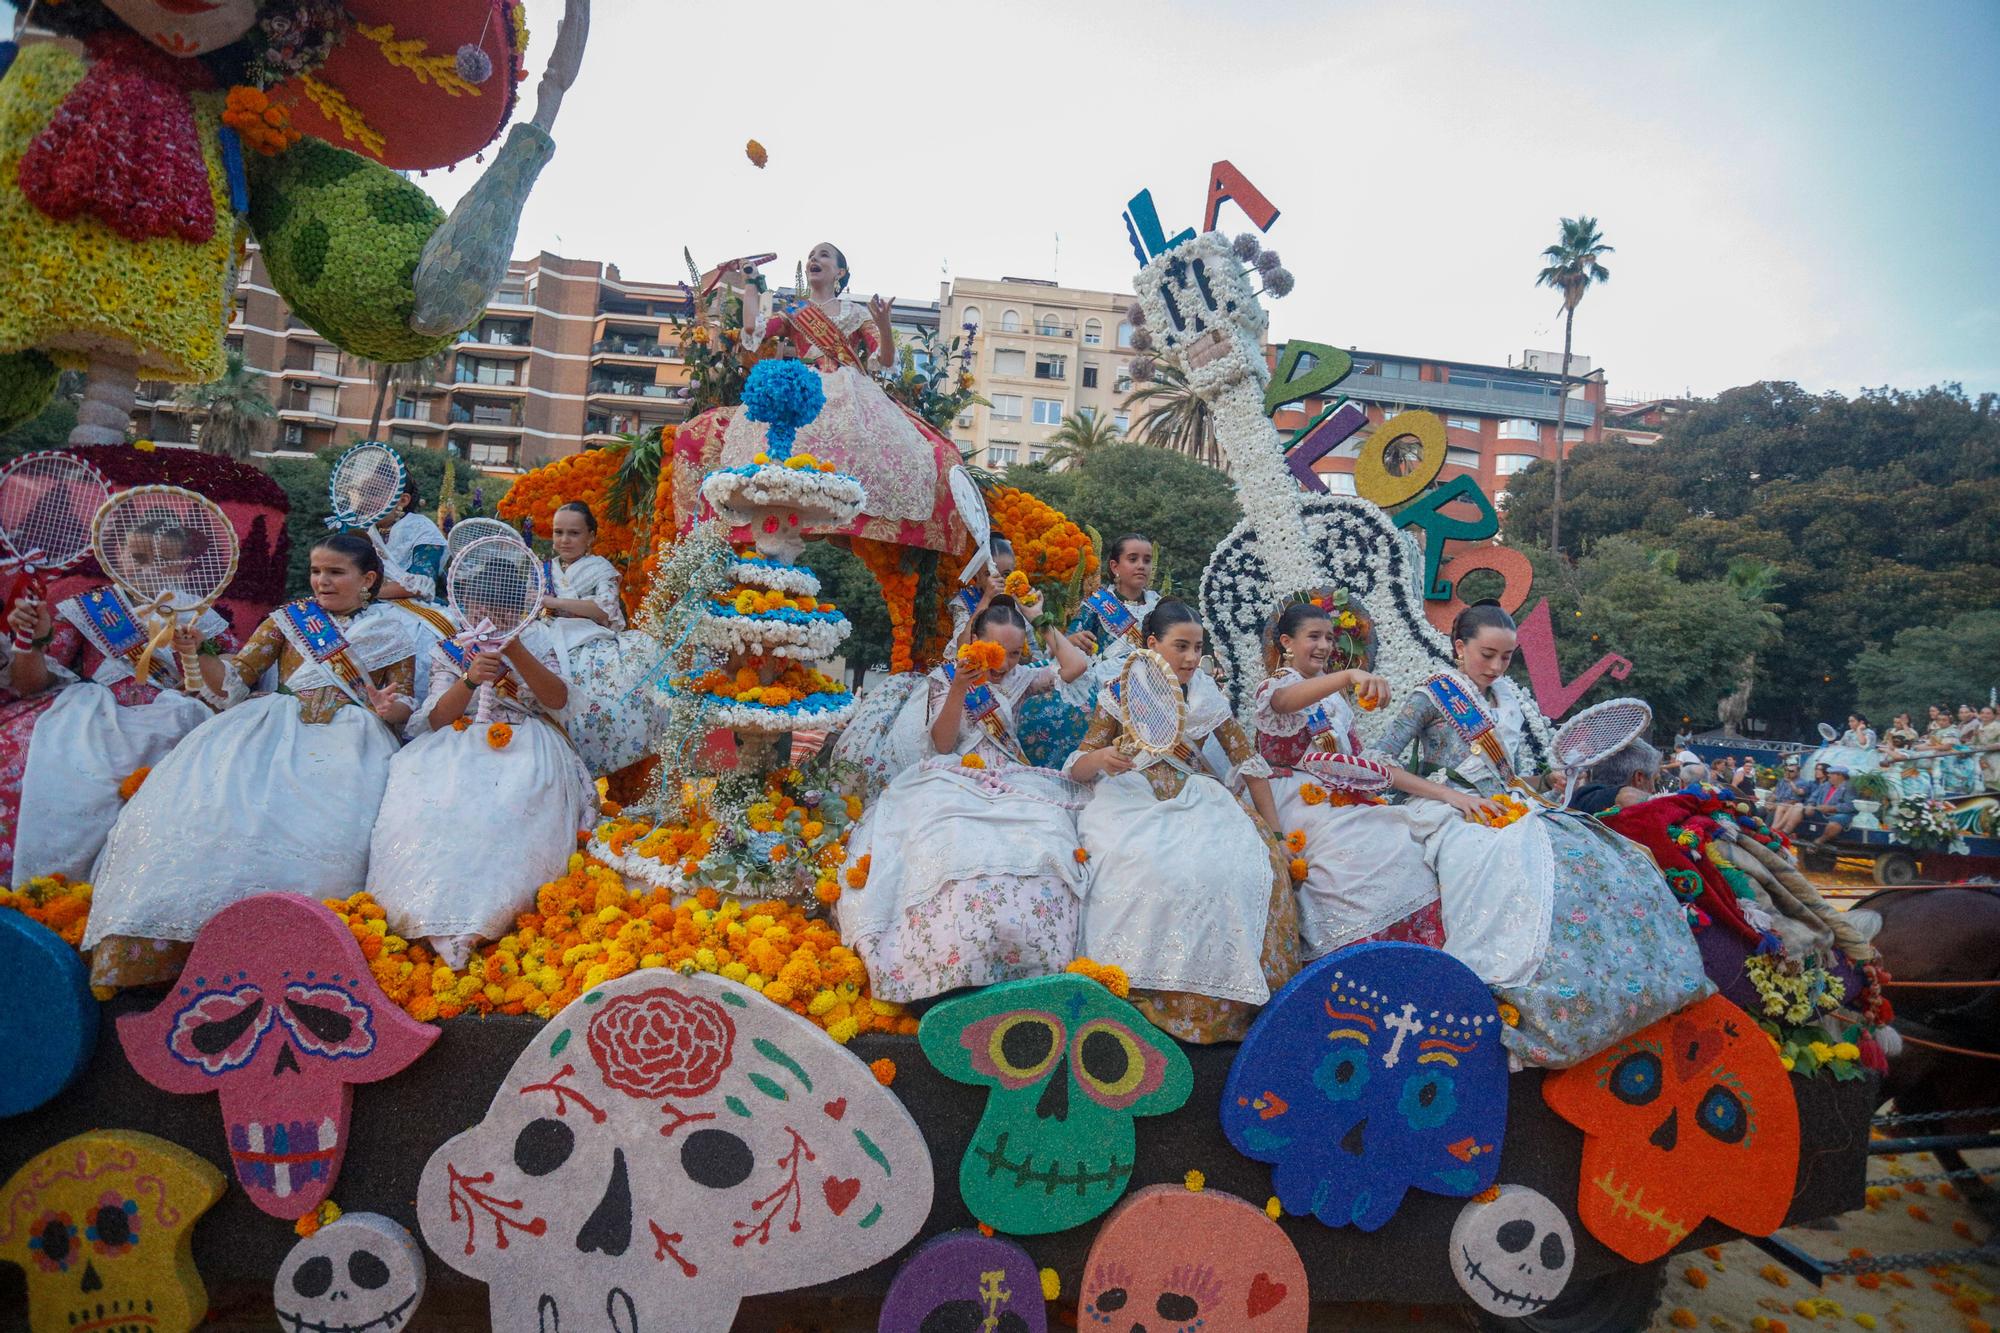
[418,972,932,1333]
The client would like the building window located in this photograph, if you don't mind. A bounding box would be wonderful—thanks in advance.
[1446,416,1482,432]
[1497,419,1539,442]
[466,437,518,468]
[1000,309,1021,332]
[1029,448,1046,465]
[1032,398,1063,426]
[987,444,1019,467]
[1445,446,1482,469]
[456,356,520,387]
[1034,353,1066,381]
[1323,471,1358,495]
[1113,410,1130,432]
[1038,314,1061,337]
[1083,318,1103,345]
[1563,427,1586,442]
[1116,321,1135,348]
[1081,365,1099,389]
[1495,454,1537,476]
[990,394,1023,421]
[1115,369,1133,393]
[1077,405,1097,423]
[393,396,419,420]
[1362,359,1420,380]
[957,411,974,429]
[962,305,981,330]
[993,348,1026,376]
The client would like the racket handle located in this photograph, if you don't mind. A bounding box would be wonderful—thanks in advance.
[475,682,498,725]
[9,571,44,651]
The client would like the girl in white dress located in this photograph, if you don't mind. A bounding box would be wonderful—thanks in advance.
[368,620,595,967]
[86,533,416,988]
[1067,600,1300,1044]
[1254,601,1443,958]
[540,501,661,775]
[837,597,1093,1003]
[368,475,458,739]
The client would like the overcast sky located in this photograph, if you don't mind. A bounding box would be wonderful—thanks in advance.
[432,0,2000,401]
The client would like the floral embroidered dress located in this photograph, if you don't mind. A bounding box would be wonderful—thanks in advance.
[86,602,415,987]
[1367,670,1710,1066]
[1253,669,1442,957]
[368,621,595,968]
[717,298,961,550]
[541,553,662,775]
[1067,669,1299,1044]
[836,662,1090,1003]
[1,587,231,887]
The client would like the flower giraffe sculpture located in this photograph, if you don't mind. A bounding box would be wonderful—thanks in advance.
[0,0,590,443]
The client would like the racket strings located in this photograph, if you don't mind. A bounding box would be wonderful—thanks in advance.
[445,517,519,565]
[330,445,403,528]
[1554,700,1653,770]
[448,539,540,635]
[1119,655,1185,754]
[94,490,238,613]
[0,454,110,565]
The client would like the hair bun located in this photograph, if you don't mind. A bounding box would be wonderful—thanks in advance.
[987,593,1020,609]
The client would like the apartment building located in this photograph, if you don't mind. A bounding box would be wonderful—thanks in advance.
[1271,346,1608,503]
[133,250,947,472]
[937,276,1142,468]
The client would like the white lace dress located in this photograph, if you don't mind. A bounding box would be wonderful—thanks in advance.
[1253,670,1441,958]
[367,622,596,967]
[542,554,662,775]
[836,664,1090,1002]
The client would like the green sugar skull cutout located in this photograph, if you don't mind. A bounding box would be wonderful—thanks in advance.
[919,974,1193,1235]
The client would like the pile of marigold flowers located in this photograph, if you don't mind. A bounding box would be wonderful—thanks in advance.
[955,640,1009,671]
[324,856,915,1041]
[675,660,847,709]
[717,586,833,616]
[0,875,93,947]
[989,486,1098,586]
[1475,792,1533,829]
[596,771,859,907]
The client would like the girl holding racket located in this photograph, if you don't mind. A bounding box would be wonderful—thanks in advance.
[86,533,416,988]
[836,596,1095,1003]
[1364,601,1708,1066]
[1066,600,1300,1045]
[1253,600,1443,957]
[372,475,450,602]
[536,501,664,775]
[367,598,593,969]
[0,527,235,888]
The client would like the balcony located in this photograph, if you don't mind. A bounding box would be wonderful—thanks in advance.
[1031,324,1075,339]
[453,363,524,391]
[587,377,673,400]
[449,402,524,428]
[1337,375,1596,428]
[591,337,677,360]
[455,330,531,356]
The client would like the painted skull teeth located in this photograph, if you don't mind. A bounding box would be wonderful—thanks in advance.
[229,1118,339,1198]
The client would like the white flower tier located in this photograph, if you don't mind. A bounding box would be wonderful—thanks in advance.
[702,463,864,562]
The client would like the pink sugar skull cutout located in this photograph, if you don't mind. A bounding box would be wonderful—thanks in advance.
[418,971,933,1333]
[1080,1185,1309,1333]
[115,894,438,1219]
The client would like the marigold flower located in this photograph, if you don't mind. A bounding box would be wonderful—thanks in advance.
[117,767,151,801]
[1284,829,1307,854]
[1288,858,1309,882]
[487,723,513,749]
[960,753,987,769]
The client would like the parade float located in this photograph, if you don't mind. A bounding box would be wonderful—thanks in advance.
[0,36,1911,1316]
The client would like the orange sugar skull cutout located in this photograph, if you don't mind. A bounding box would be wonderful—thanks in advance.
[1079,1185,1308,1333]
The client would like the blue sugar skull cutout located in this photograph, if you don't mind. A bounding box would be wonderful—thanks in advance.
[1222,943,1507,1231]
[0,908,97,1117]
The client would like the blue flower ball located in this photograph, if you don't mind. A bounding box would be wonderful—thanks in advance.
[741,358,827,460]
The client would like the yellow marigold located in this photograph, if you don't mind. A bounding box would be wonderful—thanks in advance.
[1039,1268,1060,1301]
[1183,1169,1206,1192]
[1288,858,1309,882]
[870,1058,896,1087]
[1066,957,1131,998]
[1284,829,1307,854]
[1299,783,1327,806]
[960,753,986,770]
[826,1016,860,1044]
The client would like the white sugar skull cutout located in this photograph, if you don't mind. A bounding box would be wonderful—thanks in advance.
[117,894,439,1220]
[419,972,933,1333]
[274,1212,426,1333]
[1448,1185,1575,1319]
[1131,231,1270,401]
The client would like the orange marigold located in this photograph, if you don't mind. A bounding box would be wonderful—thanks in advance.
[870,1058,897,1086]
[487,722,514,750]
[118,767,151,801]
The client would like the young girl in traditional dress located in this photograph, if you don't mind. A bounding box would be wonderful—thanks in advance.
[837,597,1093,1002]
[0,558,232,886]
[1255,601,1442,956]
[367,614,593,968]
[539,501,661,775]
[1364,602,1707,1065]
[367,475,458,738]
[86,533,415,988]
[1067,600,1299,1043]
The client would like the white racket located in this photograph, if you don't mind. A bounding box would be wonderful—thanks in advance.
[92,486,240,683]
[1114,647,1186,759]
[446,534,543,724]
[1300,751,1394,794]
[948,466,993,581]
[444,515,521,566]
[1548,697,1654,808]
[326,442,406,532]
[1817,722,1839,742]
[0,451,111,651]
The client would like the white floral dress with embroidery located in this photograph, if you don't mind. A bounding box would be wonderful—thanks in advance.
[543,553,662,775]
[837,663,1090,1003]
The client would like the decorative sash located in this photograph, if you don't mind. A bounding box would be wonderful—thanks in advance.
[1082,588,1143,647]
[433,637,523,706]
[276,600,374,709]
[956,588,980,618]
[1422,673,1516,784]
[784,300,867,372]
[387,598,458,639]
[57,587,182,690]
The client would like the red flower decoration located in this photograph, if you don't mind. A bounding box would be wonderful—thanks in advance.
[586,988,736,1100]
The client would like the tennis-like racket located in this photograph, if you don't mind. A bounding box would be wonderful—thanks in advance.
[1299,750,1395,794]
[446,534,543,724]
[92,486,241,684]
[444,515,521,567]
[326,442,406,532]
[1546,697,1654,808]
[1113,647,1186,760]
[1817,722,1839,743]
[0,451,111,651]
[948,466,993,581]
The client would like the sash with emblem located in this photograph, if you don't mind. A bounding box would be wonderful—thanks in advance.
[939,661,1028,765]
[60,587,186,689]
[1081,587,1143,648]
[277,599,375,707]
[1422,672,1516,784]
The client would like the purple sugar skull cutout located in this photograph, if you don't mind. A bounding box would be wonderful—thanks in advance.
[878,1231,1047,1333]
[115,893,438,1219]
[1221,943,1508,1231]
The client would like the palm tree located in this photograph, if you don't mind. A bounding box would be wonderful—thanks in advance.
[1534,216,1614,556]
[1127,364,1221,468]
[365,348,452,441]
[176,350,275,461]
[1040,410,1121,470]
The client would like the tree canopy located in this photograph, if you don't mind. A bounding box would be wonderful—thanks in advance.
[1501,382,2000,734]
[1850,610,2000,723]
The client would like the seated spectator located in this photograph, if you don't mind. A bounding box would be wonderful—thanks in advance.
[1802,764,1855,845]
[1568,738,1660,813]
[1733,755,1758,790]
[1711,756,1738,790]
[1840,713,1877,750]
[1768,757,1812,835]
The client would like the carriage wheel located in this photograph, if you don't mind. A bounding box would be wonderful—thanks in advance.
[1475,1259,1666,1332]
[1872,850,1919,886]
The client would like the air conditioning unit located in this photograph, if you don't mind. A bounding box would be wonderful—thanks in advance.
[283,424,305,446]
